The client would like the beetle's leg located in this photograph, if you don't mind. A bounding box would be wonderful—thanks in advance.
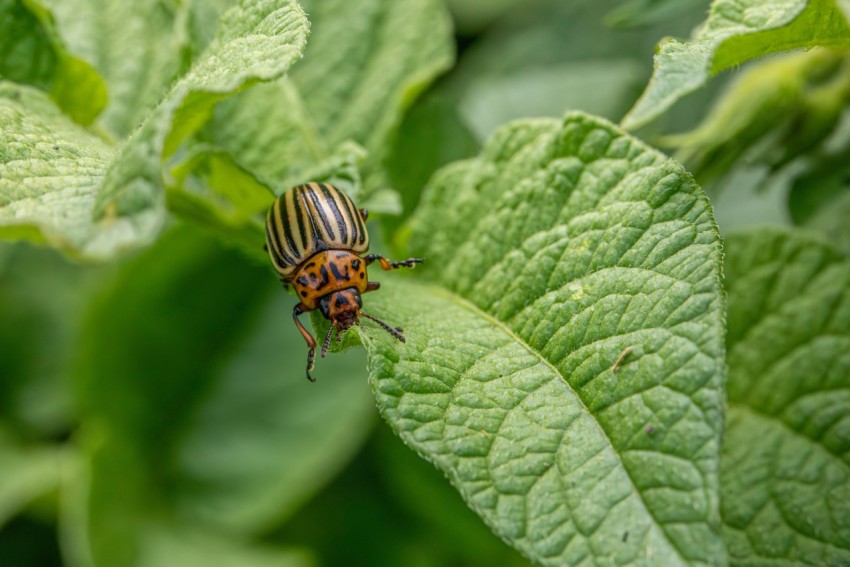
[364,254,423,271]
[364,281,381,293]
[360,311,405,343]
[293,303,317,382]
[321,323,336,359]
[359,208,368,222]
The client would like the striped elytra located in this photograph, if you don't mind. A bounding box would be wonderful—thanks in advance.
[265,182,369,279]
[263,182,424,382]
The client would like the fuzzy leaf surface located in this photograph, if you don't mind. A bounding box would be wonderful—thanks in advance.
[210,0,453,192]
[722,228,850,566]
[0,0,108,125]
[623,0,850,129]
[40,0,189,138]
[361,113,727,566]
[0,0,308,260]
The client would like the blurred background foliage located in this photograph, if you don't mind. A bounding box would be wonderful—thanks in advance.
[2,0,849,565]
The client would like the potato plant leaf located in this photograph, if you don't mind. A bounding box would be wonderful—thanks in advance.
[722,228,850,566]
[360,113,727,566]
[0,0,108,125]
[622,0,850,130]
[664,49,850,187]
[209,0,453,195]
[0,0,308,260]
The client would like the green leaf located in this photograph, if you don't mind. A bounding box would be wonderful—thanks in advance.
[0,0,107,125]
[361,113,727,565]
[166,148,274,264]
[73,225,374,565]
[171,290,375,533]
[40,0,190,139]
[375,427,532,566]
[74,225,272,566]
[722,228,850,566]
[210,0,453,193]
[0,0,309,260]
[622,0,850,130]
[0,242,107,437]
[0,84,116,255]
[663,49,850,187]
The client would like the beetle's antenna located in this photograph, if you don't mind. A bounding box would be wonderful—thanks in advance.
[360,311,405,343]
[321,323,336,358]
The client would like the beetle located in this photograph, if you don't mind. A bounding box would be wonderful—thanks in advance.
[265,182,422,381]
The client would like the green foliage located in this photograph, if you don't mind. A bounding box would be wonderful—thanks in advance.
[363,114,726,565]
[664,49,850,188]
[2,0,849,565]
[722,228,850,565]
[1,0,309,259]
[623,0,850,129]
[208,0,453,200]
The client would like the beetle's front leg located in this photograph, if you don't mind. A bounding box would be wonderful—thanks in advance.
[293,302,317,382]
[364,254,423,271]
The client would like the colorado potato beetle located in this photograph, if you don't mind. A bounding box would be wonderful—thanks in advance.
[265,182,422,381]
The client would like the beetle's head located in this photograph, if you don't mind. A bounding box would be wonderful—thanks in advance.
[317,288,405,360]
[319,288,362,331]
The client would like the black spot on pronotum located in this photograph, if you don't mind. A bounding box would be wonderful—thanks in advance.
[296,276,309,286]
[317,265,331,289]
[351,258,361,270]
[301,291,308,297]
[329,261,349,281]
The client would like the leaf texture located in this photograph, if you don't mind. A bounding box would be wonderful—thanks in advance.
[0,0,308,259]
[361,113,727,566]
[622,0,850,129]
[722,228,850,566]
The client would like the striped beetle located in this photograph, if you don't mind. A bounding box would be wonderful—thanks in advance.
[265,182,422,381]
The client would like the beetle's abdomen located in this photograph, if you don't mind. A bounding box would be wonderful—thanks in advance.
[265,182,370,279]
[291,250,369,310]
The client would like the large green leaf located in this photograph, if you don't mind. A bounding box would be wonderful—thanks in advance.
[359,113,727,565]
[0,0,308,260]
[40,0,189,139]
[210,0,453,194]
[722,228,850,566]
[622,0,850,129]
